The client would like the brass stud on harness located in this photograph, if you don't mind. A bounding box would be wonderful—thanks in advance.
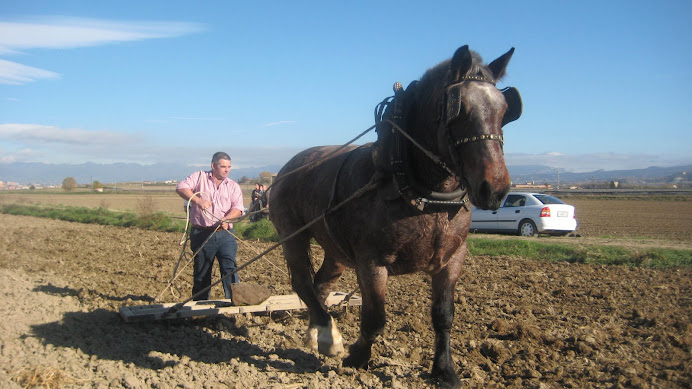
[454,134,504,147]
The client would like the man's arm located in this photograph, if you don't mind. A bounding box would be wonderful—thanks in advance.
[176,187,212,210]
[221,208,243,230]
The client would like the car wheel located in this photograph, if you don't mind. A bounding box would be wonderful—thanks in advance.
[519,220,538,237]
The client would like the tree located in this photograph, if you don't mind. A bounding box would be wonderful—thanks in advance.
[62,177,78,191]
[93,180,103,190]
[259,171,273,185]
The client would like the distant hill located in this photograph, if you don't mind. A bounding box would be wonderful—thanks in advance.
[1,162,689,187]
[0,162,282,186]
[508,165,691,186]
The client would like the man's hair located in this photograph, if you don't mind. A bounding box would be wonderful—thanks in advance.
[211,151,231,165]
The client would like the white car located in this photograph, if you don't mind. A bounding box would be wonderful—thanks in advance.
[470,192,577,237]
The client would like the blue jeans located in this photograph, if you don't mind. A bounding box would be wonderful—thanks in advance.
[189,228,239,301]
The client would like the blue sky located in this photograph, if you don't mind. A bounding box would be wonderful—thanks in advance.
[1,1,690,173]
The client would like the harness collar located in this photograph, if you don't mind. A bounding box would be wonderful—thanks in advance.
[375,77,505,211]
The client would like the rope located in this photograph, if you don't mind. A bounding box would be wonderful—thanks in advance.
[260,124,377,196]
[159,101,388,313]
[157,191,288,301]
[163,175,379,318]
[384,119,456,177]
[156,193,220,301]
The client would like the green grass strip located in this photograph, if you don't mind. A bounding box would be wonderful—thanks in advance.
[1,203,185,233]
[234,218,280,242]
[467,237,692,268]
[3,204,690,268]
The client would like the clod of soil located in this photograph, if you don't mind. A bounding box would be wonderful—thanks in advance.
[0,214,690,388]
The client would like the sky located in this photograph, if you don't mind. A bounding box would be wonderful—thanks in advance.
[1,1,691,173]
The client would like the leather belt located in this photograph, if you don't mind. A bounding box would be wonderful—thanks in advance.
[192,225,220,231]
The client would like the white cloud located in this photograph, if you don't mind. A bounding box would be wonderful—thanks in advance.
[169,116,225,121]
[0,59,60,84]
[0,147,37,163]
[0,123,137,145]
[0,123,303,166]
[264,121,296,127]
[0,17,205,53]
[0,16,205,85]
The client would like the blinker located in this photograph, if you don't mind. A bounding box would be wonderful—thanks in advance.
[501,87,522,126]
[445,84,523,126]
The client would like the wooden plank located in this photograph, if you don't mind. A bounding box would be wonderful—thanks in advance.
[119,292,361,323]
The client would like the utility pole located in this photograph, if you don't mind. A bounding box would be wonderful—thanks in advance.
[553,167,561,190]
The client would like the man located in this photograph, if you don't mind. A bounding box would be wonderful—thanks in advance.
[249,183,261,222]
[260,184,268,208]
[251,183,261,205]
[176,152,244,301]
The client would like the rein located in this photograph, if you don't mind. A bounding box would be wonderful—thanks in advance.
[374,75,506,211]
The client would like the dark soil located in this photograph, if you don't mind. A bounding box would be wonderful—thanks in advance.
[0,214,690,388]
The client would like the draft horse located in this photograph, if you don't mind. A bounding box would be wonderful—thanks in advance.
[269,45,522,387]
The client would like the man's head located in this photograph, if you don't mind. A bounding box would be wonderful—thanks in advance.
[211,152,231,180]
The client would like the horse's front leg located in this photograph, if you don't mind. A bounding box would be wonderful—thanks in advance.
[430,255,464,388]
[283,234,344,357]
[343,262,388,369]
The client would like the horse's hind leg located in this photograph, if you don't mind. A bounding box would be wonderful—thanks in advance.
[282,232,344,356]
[313,255,345,306]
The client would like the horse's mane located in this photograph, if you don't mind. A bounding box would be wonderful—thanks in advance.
[417,50,492,107]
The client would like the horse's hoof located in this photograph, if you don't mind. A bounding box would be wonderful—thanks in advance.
[318,340,344,357]
[317,318,344,356]
[342,352,369,369]
[431,369,462,389]
[306,318,344,357]
[304,327,319,351]
[342,338,371,369]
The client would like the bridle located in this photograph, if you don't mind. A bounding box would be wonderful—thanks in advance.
[445,75,505,148]
[375,75,511,211]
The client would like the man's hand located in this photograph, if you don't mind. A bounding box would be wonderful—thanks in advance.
[197,199,213,211]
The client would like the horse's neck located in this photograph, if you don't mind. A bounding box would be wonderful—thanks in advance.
[410,147,460,193]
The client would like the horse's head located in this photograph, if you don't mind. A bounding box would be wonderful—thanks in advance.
[435,45,521,210]
[375,45,521,211]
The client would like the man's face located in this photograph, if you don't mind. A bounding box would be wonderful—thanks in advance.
[212,159,231,180]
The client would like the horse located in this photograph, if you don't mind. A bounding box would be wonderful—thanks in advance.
[269,45,522,388]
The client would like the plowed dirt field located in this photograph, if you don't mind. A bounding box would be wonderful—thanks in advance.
[0,196,690,388]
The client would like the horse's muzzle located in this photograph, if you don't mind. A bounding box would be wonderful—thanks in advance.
[470,179,510,210]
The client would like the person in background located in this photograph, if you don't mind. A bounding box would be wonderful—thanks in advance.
[251,183,261,207]
[176,152,244,301]
[260,184,269,208]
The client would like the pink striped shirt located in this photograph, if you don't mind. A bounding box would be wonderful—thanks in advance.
[177,170,244,228]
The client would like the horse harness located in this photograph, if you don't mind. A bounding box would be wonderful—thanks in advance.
[321,76,522,260]
[374,76,522,211]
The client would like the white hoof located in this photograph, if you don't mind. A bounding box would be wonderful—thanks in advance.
[304,327,319,351]
[306,318,344,357]
[317,318,344,357]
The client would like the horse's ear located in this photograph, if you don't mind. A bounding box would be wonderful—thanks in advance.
[488,47,515,80]
[450,45,472,81]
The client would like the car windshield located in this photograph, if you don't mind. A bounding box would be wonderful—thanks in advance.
[533,194,564,205]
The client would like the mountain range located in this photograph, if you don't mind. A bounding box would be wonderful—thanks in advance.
[1,162,689,187]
